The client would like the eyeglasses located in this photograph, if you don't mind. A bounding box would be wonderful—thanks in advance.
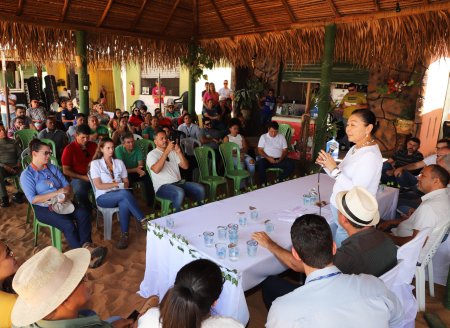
[39,151,53,156]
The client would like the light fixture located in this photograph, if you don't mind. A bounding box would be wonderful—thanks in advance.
[395,2,401,12]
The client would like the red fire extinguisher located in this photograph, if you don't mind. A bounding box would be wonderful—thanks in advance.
[130,81,135,96]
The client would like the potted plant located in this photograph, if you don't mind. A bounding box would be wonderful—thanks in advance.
[395,103,416,135]
[234,77,267,120]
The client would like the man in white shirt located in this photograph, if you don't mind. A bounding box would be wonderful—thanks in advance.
[257,121,294,184]
[178,113,201,140]
[380,165,450,254]
[147,130,205,211]
[218,80,233,100]
[0,87,17,125]
[266,214,402,328]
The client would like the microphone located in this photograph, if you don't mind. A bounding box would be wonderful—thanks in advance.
[327,142,338,155]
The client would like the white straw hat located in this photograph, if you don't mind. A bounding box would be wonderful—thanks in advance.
[335,186,380,227]
[11,246,90,326]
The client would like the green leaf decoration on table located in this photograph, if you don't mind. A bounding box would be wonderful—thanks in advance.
[177,246,185,253]
[232,278,238,286]
[169,240,174,246]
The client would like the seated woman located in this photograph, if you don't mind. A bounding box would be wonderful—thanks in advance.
[90,138,146,249]
[140,112,153,131]
[108,108,123,132]
[112,112,133,145]
[20,140,106,265]
[95,103,111,126]
[128,107,144,133]
[0,241,19,328]
[138,259,243,328]
[223,118,255,182]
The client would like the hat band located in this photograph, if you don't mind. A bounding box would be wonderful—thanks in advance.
[341,193,372,225]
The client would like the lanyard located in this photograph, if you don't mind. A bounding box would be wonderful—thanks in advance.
[307,271,342,284]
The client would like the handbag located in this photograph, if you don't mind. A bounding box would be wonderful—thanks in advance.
[49,195,75,215]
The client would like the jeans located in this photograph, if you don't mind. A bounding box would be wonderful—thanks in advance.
[71,178,93,211]
[232,155,255,187]
[97,189,144,233]
[256,158,295,184]
[331,204,348,247]
[33,205,92,248]
[156,181,205,212]
[381,162,418,188]
[128,172,154,207]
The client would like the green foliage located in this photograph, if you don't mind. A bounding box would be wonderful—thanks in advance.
[234,77,268,110]
[180,42,214,82]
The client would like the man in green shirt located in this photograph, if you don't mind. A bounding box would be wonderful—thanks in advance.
[115,132,154,206]
[88,115,109,143]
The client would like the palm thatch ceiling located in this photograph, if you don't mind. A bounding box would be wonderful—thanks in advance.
[1,0,450,68]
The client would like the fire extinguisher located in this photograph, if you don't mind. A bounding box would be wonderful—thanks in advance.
[130,81,135,96]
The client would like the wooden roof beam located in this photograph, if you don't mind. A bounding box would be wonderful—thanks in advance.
[373,0,380,11]
[326,0,341,17]
[242,0,259,27]
[97,0,113,27]
[193,0,198,37]
[209,0,230,31]
[161,0,181,33]
[60,0,70,22]
[132,0,149,29]
[16,0,25,16]
[280,0,296,23]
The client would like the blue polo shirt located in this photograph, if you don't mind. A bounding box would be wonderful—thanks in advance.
[20,163,69,207]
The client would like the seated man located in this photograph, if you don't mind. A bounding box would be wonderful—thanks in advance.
[165,99,180,119]
[393,138,450,187]
[254,186,397,309]
[0,123,23,207]
[266,214,402,328]
[256,121,294,184]
[202,99,225,131]
[7,116,33,139]
[9,106,35,130]
[62,124,97,211]
[147,130,205,212]
[11,246,131,328]
[379,165,450,252]
[115,132,154,207]
[381,136,423,187]
[67,113,86,142]
[154,108,172,129]
[199,117,222,150]
[142,116,159,140]
[178,113,201,140]
[87,114,109,143]
[38,116,68,160]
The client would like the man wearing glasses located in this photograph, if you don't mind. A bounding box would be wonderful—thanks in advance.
[218,80,233,100]
[62,124,97,211]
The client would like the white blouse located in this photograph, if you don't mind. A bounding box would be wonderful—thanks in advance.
[89,158,128,199]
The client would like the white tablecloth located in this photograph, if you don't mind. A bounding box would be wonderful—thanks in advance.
[138,174,399,324]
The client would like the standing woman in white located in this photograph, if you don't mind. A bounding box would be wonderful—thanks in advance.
[316,109,383,246]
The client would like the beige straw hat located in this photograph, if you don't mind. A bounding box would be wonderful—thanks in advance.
[11,246,90,327]
[335,186,380,227]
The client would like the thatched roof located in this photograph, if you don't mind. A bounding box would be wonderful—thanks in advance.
[1,0,450,68]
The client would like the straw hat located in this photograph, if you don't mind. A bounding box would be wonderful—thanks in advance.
[335,186,380,227]
[11,246,90,326]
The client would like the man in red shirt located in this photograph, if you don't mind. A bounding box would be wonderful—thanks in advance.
[61,124,97,211]
[155,108,172,128]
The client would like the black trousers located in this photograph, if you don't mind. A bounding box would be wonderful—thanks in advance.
[128,172,154,207]
[261,275,300,310]
[256,157,295,184]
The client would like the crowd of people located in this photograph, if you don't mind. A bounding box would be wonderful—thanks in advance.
[0,89,449,327]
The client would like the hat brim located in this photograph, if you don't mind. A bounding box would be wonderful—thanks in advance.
[11,248,91,327]
[335,191,380,227]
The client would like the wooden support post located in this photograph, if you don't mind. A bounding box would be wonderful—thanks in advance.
[1,52,11,127]
[188,69,195,116]
[75,30,89,114]
[313,23,336,159]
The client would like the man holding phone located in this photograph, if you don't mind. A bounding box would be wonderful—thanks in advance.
[147,130,205,212]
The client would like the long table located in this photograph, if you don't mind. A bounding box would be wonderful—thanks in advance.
[138,174,399,324]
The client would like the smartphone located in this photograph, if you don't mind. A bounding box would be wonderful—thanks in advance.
[127,309,140,321]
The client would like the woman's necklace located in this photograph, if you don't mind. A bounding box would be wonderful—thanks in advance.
[352,139,375,155]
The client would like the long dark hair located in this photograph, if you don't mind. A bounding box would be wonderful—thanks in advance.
[159,259,223,328]
[92,137,116,161]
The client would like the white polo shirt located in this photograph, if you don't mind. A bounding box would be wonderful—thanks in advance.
[258,133,287,158]
[147,148,181,192]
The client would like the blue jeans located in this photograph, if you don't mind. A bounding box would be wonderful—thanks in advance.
[71,178,93,211]
[232,154,255,187]
[33,205,92,248]
[156,181,205,212]
[331,204,348,247]
[97,189,144,233]
[381,162,418,188]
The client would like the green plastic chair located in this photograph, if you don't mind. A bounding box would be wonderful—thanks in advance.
[14,129,38,149]
[278,123,292,146]
[219,142,250,195]
[39,138,57,157]
[135,139,156,157]
[145,164,172,216]
[194,146,228,201]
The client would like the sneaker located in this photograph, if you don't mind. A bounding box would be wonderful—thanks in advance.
[82,242,108,268]
[116,232,129,249]
[0,196,10,207]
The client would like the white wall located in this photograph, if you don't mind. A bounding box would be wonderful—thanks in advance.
[195,66,232,114]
